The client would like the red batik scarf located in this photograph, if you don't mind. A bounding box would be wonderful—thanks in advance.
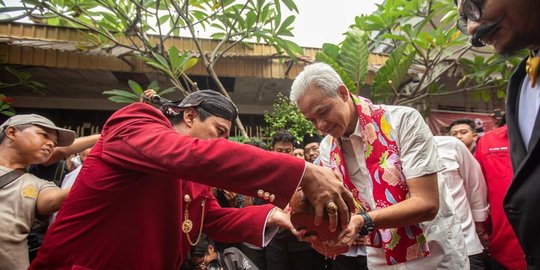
[328,95,429,265]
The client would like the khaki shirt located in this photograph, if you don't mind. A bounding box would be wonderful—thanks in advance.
[0,165,56,270]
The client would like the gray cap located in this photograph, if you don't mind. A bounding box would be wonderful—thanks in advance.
[160,90,238,122]
[0,114,76,147]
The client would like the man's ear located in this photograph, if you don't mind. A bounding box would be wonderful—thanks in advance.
[337,84,349,101]
[183,108,198,127]
[4,126,18,142]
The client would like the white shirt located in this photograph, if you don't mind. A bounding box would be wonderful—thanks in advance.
[319,105,468,270]
[518,69,540,150]
[434,136,488,255]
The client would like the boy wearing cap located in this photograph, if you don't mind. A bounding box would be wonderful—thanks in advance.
[0,114,75,270]
[31,90,355,269]
[303,133,322,163]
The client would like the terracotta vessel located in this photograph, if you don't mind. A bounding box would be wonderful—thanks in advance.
[289,189,342,242]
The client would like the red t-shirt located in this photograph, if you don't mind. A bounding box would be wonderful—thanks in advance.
[474,126,526,270]
[30,103,304,270]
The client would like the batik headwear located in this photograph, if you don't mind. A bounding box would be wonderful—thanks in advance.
[160,90,238,122]
[0,114,76,147]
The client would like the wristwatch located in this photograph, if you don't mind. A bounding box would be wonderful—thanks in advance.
[358,212,375,236]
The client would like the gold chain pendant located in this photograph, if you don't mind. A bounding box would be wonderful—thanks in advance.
[182,219,193,233]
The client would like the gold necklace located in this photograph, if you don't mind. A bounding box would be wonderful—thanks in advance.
[182,194,207,246]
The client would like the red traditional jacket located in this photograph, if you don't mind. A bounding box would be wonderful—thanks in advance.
[30,103,304,270]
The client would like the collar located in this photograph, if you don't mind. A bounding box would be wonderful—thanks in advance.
[341,119,363,141]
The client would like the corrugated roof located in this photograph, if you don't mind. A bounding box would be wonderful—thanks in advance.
[0,22,387,81]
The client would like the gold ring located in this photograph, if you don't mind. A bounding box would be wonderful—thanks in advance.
[326,202,338,215]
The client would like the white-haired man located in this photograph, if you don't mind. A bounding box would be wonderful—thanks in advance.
[290,63,467,269]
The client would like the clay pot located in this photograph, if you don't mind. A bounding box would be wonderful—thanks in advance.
[289,189,342,242]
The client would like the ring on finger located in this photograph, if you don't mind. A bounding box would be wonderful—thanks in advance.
[326,201,338,215]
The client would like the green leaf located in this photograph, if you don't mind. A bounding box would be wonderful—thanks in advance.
[277,15,295,36]
[183,57,199,71]
[103,89,140,100]
[372,45,415,103]
[321,43,340,60]
[316,52,357,94]
[47,16,61,26]
[245,11,256,30]
[280,0,298,13]
[158,87,176,96]
[128,80,143,94]
[338,28,369,90]
[0,6,29,12]
[158,14,170,25]
[168,46,180,74]
[108,96,138,104]
[1,110,15,117]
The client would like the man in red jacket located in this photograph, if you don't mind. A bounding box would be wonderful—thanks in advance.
[30,90,355,270]
[474,125,526,270]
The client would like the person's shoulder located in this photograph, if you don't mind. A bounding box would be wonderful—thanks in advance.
[434,135,461,146]
[20,172,56,190]
[111,102,164,119]
[384,105,421,119]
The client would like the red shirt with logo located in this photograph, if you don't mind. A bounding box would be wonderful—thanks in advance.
[474,125,526,269]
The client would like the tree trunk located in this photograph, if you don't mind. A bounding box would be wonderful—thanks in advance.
[206,67,249,138]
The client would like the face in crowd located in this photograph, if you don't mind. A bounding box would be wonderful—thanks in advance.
[3,125,58,165]
[272,141,294,154]
[450,123,478,150]
[456,0,540,54]
[292,148,305,159]
[304,142,320,163]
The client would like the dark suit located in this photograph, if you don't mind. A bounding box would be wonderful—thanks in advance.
[504,57,540,269]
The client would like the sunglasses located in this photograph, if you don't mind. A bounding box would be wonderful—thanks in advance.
[454,0,482,35]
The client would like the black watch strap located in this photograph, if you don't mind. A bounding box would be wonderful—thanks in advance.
[358,212,375,236]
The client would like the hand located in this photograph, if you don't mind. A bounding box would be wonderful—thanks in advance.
[140,89,157,103]
[475,222,490,249]
[222,190,238,201]
[336,214,364,248]
[478,232,489,249]
[300,162,356,232]
[267,207,294,231]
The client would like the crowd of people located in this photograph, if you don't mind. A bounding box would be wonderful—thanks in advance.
[2,0,540,269]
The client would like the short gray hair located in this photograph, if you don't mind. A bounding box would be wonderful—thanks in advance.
[290,62,343,104]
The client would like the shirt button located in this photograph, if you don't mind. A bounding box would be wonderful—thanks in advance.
[257,189,264,198]
[184,195,191,203]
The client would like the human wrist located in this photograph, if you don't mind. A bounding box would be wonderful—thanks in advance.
[358,212,375,236]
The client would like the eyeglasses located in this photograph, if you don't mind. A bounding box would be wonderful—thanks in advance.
[455,0,482,35]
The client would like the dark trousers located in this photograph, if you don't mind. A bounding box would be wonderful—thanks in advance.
[333,255,367,270]
[241,245,266,270]
[470,252,489,270]
[265,245,327,270]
